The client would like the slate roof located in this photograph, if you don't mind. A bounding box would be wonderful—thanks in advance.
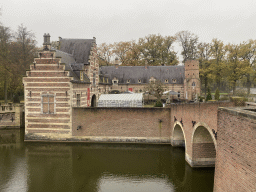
[100,66,185,84]
[59,38,95,64]
[55,49,75,64]
[55,50,90,83]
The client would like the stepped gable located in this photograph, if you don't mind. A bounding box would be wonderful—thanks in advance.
[59,38,95,64]
[100,65,185,84]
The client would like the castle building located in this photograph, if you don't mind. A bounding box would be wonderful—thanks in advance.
[23,34,200,137]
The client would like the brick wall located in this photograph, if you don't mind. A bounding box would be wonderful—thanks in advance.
[23,50,72,139]
[72,107,171,142]
[169,101,235,167]
[214,108,256,192]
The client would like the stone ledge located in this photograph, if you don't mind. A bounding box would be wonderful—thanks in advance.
[185,153,215,167]
[219,107,256,120]
[25,134,172,144]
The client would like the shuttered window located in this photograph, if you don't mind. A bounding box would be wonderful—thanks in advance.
[42,95,55,114]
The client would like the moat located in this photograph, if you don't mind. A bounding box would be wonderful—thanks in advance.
[0,129,214,192]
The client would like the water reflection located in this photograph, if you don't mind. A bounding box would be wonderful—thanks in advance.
[0,129,214,192]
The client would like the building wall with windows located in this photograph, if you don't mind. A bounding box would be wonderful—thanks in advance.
[23,46,73,137]
[98,60,200,100]
[23,34,100,140]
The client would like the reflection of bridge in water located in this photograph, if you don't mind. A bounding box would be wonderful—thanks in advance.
[24,143,214,192]
[0,129,214,192]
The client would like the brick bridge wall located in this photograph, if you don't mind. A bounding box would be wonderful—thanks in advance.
[214,107,256,192]
[72,107,171,143]
[169,102,235,167]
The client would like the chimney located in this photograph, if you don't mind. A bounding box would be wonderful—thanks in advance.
[43,33,51,51]
[114,57,119,69]
[114,57,119,65]
[43,33,51,45]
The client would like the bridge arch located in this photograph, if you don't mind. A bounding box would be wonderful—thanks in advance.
[191,122,216,167]
[171,121,186,150]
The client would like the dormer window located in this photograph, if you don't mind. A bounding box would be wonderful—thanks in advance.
[112,78,118,85]
[138,79,141,83]
[127,79,130,83]
[80,71,83,81]
[165,79,168,83]
[172,79,176,83]
[149,77,156,83]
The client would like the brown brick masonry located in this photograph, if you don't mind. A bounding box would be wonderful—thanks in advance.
[214,107,256,192]
[25,78,71,83]
[27,114,70,118]
[193,143,216,158]
[31,65,65,71]
[27,124,70,129]
[35,59,60,64]
[26,83,70,87]
[27,72,68,77]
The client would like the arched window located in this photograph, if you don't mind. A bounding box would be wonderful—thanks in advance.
[192,82,196,87]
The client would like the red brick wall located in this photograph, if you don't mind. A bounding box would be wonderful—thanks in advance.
[214,108,256,192]
[72,108,171,139]
[23,50,72,138]
[193,143,216,158]
[170,102,234,159]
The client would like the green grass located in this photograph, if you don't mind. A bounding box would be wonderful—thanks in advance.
[144,104,155,108]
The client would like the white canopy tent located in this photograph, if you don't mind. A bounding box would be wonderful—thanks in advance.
[98,93,143,107]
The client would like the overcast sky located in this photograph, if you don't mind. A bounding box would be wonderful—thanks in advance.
[1,0,256,61]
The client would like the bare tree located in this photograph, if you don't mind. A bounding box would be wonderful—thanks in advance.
[176,31,198,63]
[0,25,12,102]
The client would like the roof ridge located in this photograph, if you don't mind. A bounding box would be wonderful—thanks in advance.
[55,49,73,56]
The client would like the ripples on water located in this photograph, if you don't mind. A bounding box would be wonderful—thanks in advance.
[0,129,214,192]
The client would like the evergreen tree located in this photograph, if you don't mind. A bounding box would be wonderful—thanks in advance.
[215,87,220,101]
[206,87,212,101]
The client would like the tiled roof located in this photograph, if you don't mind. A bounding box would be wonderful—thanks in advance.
[59,39,95,64]
[100,66,185,84]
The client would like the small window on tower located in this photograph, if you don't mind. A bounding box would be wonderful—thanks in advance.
[192,82,196,87]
